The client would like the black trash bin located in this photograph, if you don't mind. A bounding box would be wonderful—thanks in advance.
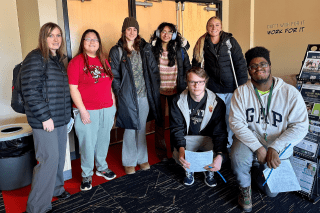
[0,123,36,191]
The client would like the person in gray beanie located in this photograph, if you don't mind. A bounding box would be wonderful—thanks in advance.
[109,17,162,175]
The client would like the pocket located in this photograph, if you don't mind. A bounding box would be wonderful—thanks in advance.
[111,105,117,116]
[73,108,80,118]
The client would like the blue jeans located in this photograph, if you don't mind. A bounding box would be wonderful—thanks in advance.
[230,138,278,197]
[216,93,233,148]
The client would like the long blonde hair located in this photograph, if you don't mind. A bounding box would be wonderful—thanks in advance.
[37,22,65,61]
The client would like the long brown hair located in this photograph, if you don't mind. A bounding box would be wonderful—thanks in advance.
[77,29,113,79]
[37,22,65,61]
[120,31,141,56]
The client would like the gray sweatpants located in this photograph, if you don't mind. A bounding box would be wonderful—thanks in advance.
[74,106,116,178]
[26,125,67,213]
[230,138,278,197]
[172,135,214,172]
[122,97,149,166]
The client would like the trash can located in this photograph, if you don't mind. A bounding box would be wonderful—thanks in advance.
[0,123,36,191]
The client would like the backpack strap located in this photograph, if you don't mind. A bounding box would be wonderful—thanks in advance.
[118,46,123,63]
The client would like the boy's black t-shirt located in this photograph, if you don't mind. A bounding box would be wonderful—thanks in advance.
[188,91,207,135]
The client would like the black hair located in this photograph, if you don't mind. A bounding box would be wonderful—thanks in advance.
[149,22,183,67]
[245,46,271,67]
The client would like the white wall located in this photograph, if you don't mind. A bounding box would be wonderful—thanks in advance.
[0,0,63,126]
[0,0,26,126]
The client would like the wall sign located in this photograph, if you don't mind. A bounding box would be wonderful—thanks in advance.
[267,20,305,35]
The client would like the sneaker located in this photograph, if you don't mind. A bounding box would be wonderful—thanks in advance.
[124,166,136,174]
[80,176,92,191]
[183,171,194,185]
[139,162,150,170]
[96,169,116,180]
[203,171,217,187]
[238,185,252,212]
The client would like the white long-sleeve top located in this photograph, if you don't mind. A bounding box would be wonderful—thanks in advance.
[229,77,308,155]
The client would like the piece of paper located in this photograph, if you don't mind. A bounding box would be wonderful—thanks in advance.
[185,150,213,172]
[291,156,318,194]
[263,159,301,193]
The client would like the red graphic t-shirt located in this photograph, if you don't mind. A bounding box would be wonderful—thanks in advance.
[67,54,113,110]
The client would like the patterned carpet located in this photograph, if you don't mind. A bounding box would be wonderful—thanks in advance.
[46,160,319,213]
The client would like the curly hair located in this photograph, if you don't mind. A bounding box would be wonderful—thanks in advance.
[149,22,183,67]
[245,46,271,67]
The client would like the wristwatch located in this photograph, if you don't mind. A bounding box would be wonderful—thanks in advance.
[216,152,224,161]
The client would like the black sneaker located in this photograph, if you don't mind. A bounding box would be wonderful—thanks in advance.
[203,171,217,187]
[183,171,194,185]
[80,176,92,191]
[96,169,116,180]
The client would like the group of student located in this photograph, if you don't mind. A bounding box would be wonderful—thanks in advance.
[20,16,309,213]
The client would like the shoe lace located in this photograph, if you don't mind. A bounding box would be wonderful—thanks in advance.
[240,187,250,198]
[207,171,214,180]
[83,177,91,183]
[186,171,193,179]
[102,169,112,174]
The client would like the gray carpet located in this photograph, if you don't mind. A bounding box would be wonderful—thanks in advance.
[49,160,320,213]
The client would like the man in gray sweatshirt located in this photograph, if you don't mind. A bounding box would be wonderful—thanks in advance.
[229,46,308,212]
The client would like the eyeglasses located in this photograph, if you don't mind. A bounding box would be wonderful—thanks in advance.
[188,81,206,86]
[161,31,173,35]
[248,62,269,71]
[84,38,99,43]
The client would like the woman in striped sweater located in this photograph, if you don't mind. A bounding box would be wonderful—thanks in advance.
[150,22,191,161]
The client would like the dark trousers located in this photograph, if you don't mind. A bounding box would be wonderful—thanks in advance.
[155,94,174,160]
[26,125,67,213]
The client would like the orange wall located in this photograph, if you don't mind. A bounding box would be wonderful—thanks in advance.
[229,0,251,55]
[67,0,128,57]
[136,1,176,42]
[67,1,220,58]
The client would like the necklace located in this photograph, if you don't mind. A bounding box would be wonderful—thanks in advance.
[254,81,274,142]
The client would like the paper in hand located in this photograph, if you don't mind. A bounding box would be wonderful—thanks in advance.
[263,159,301,193]
[185,150,213,172]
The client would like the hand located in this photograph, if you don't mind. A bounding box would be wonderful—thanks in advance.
[204,155,223,172]
[255,146,267,164]
[42,118,54,132]
[178,147,190,170]
[80,110,91,124]
[266,148,281,169]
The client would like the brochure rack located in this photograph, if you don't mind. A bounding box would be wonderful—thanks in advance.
[294,44,320,202]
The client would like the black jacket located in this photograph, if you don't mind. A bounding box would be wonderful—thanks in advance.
[192,32,247,93]
[151,46,191,94]
[109,38,162,130]
[170,89,228,153]
[20,49,71,129]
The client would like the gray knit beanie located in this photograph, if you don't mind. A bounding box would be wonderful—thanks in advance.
[122,17,139,33]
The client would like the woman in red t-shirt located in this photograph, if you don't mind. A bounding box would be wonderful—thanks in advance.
[67,29,116,191]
